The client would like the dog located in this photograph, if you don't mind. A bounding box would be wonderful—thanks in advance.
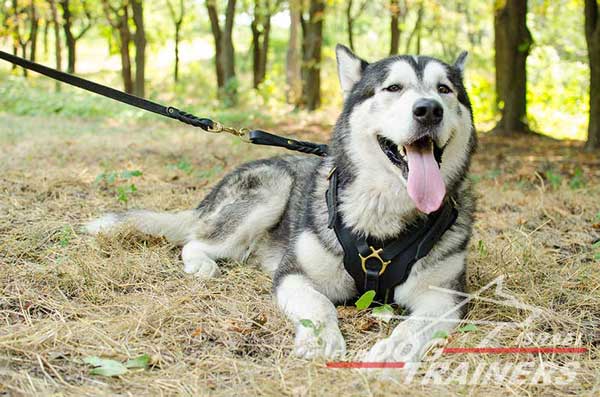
[86,44,476,364]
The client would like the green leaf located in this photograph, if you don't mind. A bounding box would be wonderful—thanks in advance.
[594,252,600,261]
[458,324,478,333]
[432,330,449,339]
[125,354,150,369]
[83,356,128,377]
[372,304,394,323]
[121,170,142,179]
[592,241,600,249]
[355,290,376,310]
[299,319,315,329]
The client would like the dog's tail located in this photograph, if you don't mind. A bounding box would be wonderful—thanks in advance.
[84,209,197,245]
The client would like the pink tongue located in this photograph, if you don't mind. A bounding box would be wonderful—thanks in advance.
[406,143,446,214]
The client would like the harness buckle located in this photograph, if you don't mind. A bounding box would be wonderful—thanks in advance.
[359,246,391,275]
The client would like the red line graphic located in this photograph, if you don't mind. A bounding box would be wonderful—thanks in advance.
[326,362,405,368]
[443,347,588,354]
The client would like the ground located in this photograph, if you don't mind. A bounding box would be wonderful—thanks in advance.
[0,113,599,396]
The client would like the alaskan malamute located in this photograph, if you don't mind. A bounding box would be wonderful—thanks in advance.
[86,45,476,364]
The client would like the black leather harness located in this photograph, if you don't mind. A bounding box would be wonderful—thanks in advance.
[325,168,458,304]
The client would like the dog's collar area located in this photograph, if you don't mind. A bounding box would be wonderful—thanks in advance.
[326,167,458,306]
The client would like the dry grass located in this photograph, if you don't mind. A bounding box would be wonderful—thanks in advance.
[0,113,599,396]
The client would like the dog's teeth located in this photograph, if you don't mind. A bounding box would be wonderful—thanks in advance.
[400,146,407,157]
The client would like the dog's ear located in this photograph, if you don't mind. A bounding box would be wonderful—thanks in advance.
[453,51,469,76]
[336,44,368,99]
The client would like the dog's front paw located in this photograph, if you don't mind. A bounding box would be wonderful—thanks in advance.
[294,322,346,359]
[364,336,420,364]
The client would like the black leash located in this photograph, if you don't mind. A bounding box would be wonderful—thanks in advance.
[0,50,329,157]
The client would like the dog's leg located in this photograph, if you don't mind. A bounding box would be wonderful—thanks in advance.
[364,289,462,364]
[276,273,346,359]
[181,240,221,278]
[364,253,466,364]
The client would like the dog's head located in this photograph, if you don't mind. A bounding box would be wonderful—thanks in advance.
[332,44,476,214]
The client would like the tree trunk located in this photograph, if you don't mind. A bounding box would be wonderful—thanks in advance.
[43,18,49,57]
[61,0,76,73]
[118,6,133,94]
[174,21,181,82]
[29,3,38,62]
[301,0,325,110]
[131,0,146,97]
[492,0,533,134]
[584,0,600,151]
[206,0,224,88]
[389,0,400,55]
[220,0,237,102]
[102,0,133,93]
[49,0,62,88]
[346,0,355,51]
[167,0,184,83]
[286,0,302,105]
[251,0,271,88]
[11,0,18,70]
[404,2,423,54]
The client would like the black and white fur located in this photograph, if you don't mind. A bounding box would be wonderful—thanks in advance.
[86,45,476,363]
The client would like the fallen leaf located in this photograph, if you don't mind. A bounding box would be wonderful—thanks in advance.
[191,327,203,337]
[83,356,128,377]
[125,354,150,369]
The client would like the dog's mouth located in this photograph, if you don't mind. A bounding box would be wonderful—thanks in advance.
[377,134,446,214]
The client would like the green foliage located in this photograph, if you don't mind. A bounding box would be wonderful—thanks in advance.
[372,304,395,323]
[544,169,563,190]
[477,239,488,258]
[59,226,73,248]
[83,354,151,377]
[458,324,478,333]
[95,169,143,204]
[593,241,600,262]
[569,168,586,189]
[299,319,323,337]
[432,330,449,339]
[355,290,376,310]
[0,0,592,141]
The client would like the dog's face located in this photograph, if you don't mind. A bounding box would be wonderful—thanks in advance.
[334,45,475,214]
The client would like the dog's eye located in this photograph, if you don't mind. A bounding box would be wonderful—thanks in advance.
[384,84,403,93]
[438,84,452,94]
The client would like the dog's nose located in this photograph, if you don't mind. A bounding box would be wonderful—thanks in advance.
[412,99,444,125]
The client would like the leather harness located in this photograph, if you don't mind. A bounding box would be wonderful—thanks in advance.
[325,168,458,305]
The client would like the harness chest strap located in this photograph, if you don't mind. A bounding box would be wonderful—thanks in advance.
[325,168,459,304]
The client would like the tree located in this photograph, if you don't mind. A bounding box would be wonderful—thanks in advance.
[404,1,423,54]
[286,0,301,105]
[250,0,281,89]
[206,0,237,104]
[492,0,533,135]
[131,0,146,97]
[300,0,325,110]
[166,0,185,83]
[345,0,367,52]
[48,0,62,87]
[102,0,133,94]
[389,0,406,55]
[584,0,600,151]
[60,0,93,73]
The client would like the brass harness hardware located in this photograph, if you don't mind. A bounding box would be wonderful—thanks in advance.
[207,122,251,142]
[359,246,392,275]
